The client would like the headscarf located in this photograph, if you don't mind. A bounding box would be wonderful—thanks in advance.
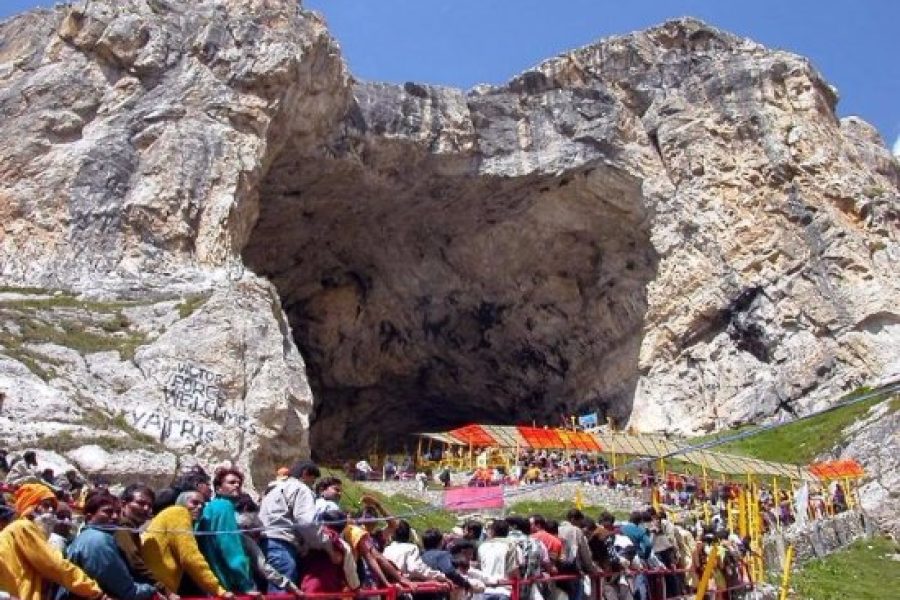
[13,482,57,517]
[175,491,199,507]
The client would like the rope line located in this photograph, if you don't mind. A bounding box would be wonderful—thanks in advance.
[56,379,900,535]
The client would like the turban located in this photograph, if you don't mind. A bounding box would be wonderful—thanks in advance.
[13,483,57,517]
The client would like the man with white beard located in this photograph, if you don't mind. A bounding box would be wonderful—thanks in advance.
[0,483,111,600]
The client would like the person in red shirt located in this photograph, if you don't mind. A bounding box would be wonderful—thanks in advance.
[529,514,562,570]
[300,510,348,594]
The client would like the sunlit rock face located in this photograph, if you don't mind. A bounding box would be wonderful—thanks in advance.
[247,19,899,455]
[0,0,349,484]
[0,2,898,483]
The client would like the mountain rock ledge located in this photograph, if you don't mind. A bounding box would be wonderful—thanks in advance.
[0,1,897,495]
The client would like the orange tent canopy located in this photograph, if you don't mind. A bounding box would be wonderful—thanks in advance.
[807,459,865,479]
[437,424,604,452]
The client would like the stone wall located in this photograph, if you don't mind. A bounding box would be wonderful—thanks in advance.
[762,510,872,573]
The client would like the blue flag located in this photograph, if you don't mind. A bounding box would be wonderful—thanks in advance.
[578,412,599,428]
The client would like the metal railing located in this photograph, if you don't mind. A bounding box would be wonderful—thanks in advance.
[181,560,757,600]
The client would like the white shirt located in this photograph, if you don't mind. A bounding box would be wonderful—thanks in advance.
[478,537,521,597]
[383,542,444,579]
[314,497,341,521]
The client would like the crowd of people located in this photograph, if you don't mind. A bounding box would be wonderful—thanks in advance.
[393,446,851,538]
[0,447,762,600]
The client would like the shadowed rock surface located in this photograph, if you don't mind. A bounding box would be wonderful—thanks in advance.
[0,1,897,503]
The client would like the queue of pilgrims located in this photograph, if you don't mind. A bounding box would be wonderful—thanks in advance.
[0,451,754,600]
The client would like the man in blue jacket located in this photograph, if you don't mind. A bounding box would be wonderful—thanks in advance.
[63,491,156,600]
[620,510,653,600]
[196,468,256,594]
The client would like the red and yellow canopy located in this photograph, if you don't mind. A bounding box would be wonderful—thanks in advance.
[807,459,865,479]
[418,424,864,481]
[422,424,602,451]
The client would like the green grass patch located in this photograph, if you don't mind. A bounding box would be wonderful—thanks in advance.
[0,293,141,313]
[505,499,628,522]
[0,304,148,361]
[74,406,160,448]
[684,388,897,464]
[37,430,159,453]
[0,285,49,294]
[792,536,900,600]
[177,294,210,319]
[0,343,58,380]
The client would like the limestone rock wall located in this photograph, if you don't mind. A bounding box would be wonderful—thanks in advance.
[245,18,900,452]
[837,398,900,538]
[0,2,897,488]
[0,0,349,484]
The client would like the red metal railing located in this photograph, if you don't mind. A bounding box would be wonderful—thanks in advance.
[181,563,755,600]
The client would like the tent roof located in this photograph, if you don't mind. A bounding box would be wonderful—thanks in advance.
[808,459,865,479]
[418,424,824,480]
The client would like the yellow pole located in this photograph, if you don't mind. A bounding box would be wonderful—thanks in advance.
[750,484,765,581]
[778,544,795,600]
[514,440,520,478]
[416,437,423,468]
[844,477,854,509]
[773,477,781,530]
[738,489,748,538]
[694,543,719,600]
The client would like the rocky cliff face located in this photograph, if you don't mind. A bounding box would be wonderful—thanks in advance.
[0,0,348,483]
[0,1,897,489]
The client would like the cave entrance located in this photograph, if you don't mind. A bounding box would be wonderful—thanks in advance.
[243,145,658,460]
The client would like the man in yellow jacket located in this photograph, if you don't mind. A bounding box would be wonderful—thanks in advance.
[0,483,110,600]
[141,490,234,598]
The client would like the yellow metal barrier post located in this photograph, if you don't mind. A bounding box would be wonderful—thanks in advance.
[749,483,765,582]
[694,542,719,600]
[778,544,795,600]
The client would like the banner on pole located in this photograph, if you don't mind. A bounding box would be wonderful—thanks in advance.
[578,412,599,428]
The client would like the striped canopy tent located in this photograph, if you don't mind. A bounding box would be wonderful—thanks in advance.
[419,425,819,480]
[419,424,602,451]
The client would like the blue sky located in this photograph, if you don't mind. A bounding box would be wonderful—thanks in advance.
[3,0,898,153]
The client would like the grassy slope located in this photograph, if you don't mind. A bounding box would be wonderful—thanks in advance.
[331,473,624,531]
[684,390,899,599]
[323,469,458,532]
[687,394,897,464]
[505,499,629,521]
[791,536,900,600]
